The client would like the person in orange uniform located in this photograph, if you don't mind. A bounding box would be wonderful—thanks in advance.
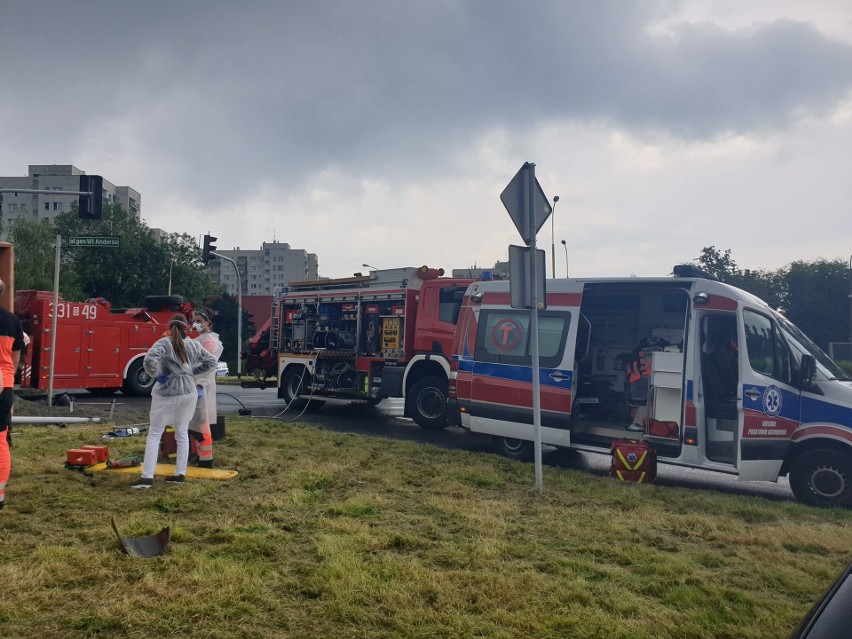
[625,334,668,432]
[0,279,25,510]
[190,308,223,468]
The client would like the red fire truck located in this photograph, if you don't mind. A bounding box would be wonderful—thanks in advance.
[15,291,194,396]
[245,266,473,428]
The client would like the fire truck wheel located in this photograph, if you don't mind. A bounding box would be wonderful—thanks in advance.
[789,449,852,508]
[123,359,154,397]
[495,437,532,461]
[407,376,449,430]
[282,366,312,405]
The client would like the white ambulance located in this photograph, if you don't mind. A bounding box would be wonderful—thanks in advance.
[448,265,852,508]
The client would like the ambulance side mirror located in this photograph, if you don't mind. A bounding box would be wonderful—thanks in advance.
[799,354,816,388]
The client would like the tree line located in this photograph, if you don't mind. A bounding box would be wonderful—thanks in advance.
[6,203,250,365]
[695,246,851,355]
[6,206,850,363]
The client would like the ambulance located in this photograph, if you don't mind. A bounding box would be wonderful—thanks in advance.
[448,265,852,508]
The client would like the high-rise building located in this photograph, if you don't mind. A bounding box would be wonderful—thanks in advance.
[207,240,319,297]
[0,164,141,233]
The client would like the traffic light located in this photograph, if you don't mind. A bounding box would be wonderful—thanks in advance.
[201,233,218,265]
[78,175,104,219]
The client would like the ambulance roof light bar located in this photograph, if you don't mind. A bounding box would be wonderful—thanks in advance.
[672,264,718,281]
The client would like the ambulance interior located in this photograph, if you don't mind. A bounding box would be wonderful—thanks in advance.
[698,312,740,464]
[571,282,690,455]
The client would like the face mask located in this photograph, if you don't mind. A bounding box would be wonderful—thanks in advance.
[192,322,204,331]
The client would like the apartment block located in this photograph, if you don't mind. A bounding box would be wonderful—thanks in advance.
[0,164,141,232]
[207,240,319,297]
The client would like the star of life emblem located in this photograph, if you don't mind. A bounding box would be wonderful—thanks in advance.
[762,385,782,417]
[627,452,637,463]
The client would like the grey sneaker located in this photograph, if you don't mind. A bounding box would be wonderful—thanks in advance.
[165,474,185,484]
[131,477,154,489]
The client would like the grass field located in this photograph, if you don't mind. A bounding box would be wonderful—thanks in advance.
[1,415,851,639]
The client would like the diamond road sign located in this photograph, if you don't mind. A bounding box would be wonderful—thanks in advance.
[69,235,120,248]
[500,162,552,245]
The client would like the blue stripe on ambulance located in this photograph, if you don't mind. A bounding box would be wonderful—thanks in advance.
[459,359,572,390]
[800,395,852,428]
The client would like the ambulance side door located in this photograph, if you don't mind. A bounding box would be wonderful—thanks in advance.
[465,307,576,442]
[738,307,800,480]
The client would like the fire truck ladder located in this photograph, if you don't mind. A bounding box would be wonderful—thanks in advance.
[269,299,281,354]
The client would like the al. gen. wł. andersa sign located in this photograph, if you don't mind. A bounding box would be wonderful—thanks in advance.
[68,236,121,248]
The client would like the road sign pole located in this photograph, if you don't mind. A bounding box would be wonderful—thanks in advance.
[501,161,551,493]
[528,164,543,493]
[212,252,242,377]
[48,233,61,407]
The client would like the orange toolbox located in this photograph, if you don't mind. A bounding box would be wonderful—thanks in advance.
[66,448,99,466]
[159,427,199,462]
[81,445,110,462]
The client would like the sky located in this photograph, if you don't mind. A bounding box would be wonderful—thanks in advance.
[1,0,851,280]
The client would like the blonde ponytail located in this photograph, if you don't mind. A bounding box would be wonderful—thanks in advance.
[169,315,189,364]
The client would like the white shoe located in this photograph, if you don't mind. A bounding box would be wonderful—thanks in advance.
[626,423,643,432]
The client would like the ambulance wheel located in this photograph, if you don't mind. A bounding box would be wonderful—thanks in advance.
[282,366,312,405]
[407,376,449,429]
[496,437,532,461]
[123,359,154,396]
[789,449,852,508]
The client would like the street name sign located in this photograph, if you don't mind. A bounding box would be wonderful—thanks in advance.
[69,236,120,248]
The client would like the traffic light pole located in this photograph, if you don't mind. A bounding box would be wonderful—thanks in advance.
[0,175,104,219]
[211,252,242,377]
[48,234,62,407]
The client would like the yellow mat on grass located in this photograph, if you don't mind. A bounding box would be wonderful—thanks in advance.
[89,462,238,480]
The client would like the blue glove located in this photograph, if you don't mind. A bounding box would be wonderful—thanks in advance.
[156,373,170,384]
[197,385,204,398]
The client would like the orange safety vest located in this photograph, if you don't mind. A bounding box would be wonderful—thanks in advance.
[626,348,660,384]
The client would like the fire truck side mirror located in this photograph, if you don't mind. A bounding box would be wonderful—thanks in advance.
[78,175,103,220]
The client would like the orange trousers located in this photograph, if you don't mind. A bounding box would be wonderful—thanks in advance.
[0,388,14,507]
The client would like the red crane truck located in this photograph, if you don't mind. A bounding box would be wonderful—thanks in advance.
[15,291,194,396]
[245,266,473,428]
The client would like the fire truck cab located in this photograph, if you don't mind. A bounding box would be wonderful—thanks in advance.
[449,266,852,508]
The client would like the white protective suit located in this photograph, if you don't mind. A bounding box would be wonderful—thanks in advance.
[194,331,224,423]
[140,336,218,479]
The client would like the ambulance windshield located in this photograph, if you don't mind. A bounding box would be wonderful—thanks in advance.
[777,315,849,381]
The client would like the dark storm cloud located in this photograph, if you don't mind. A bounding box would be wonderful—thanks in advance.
[2,1,851,207]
